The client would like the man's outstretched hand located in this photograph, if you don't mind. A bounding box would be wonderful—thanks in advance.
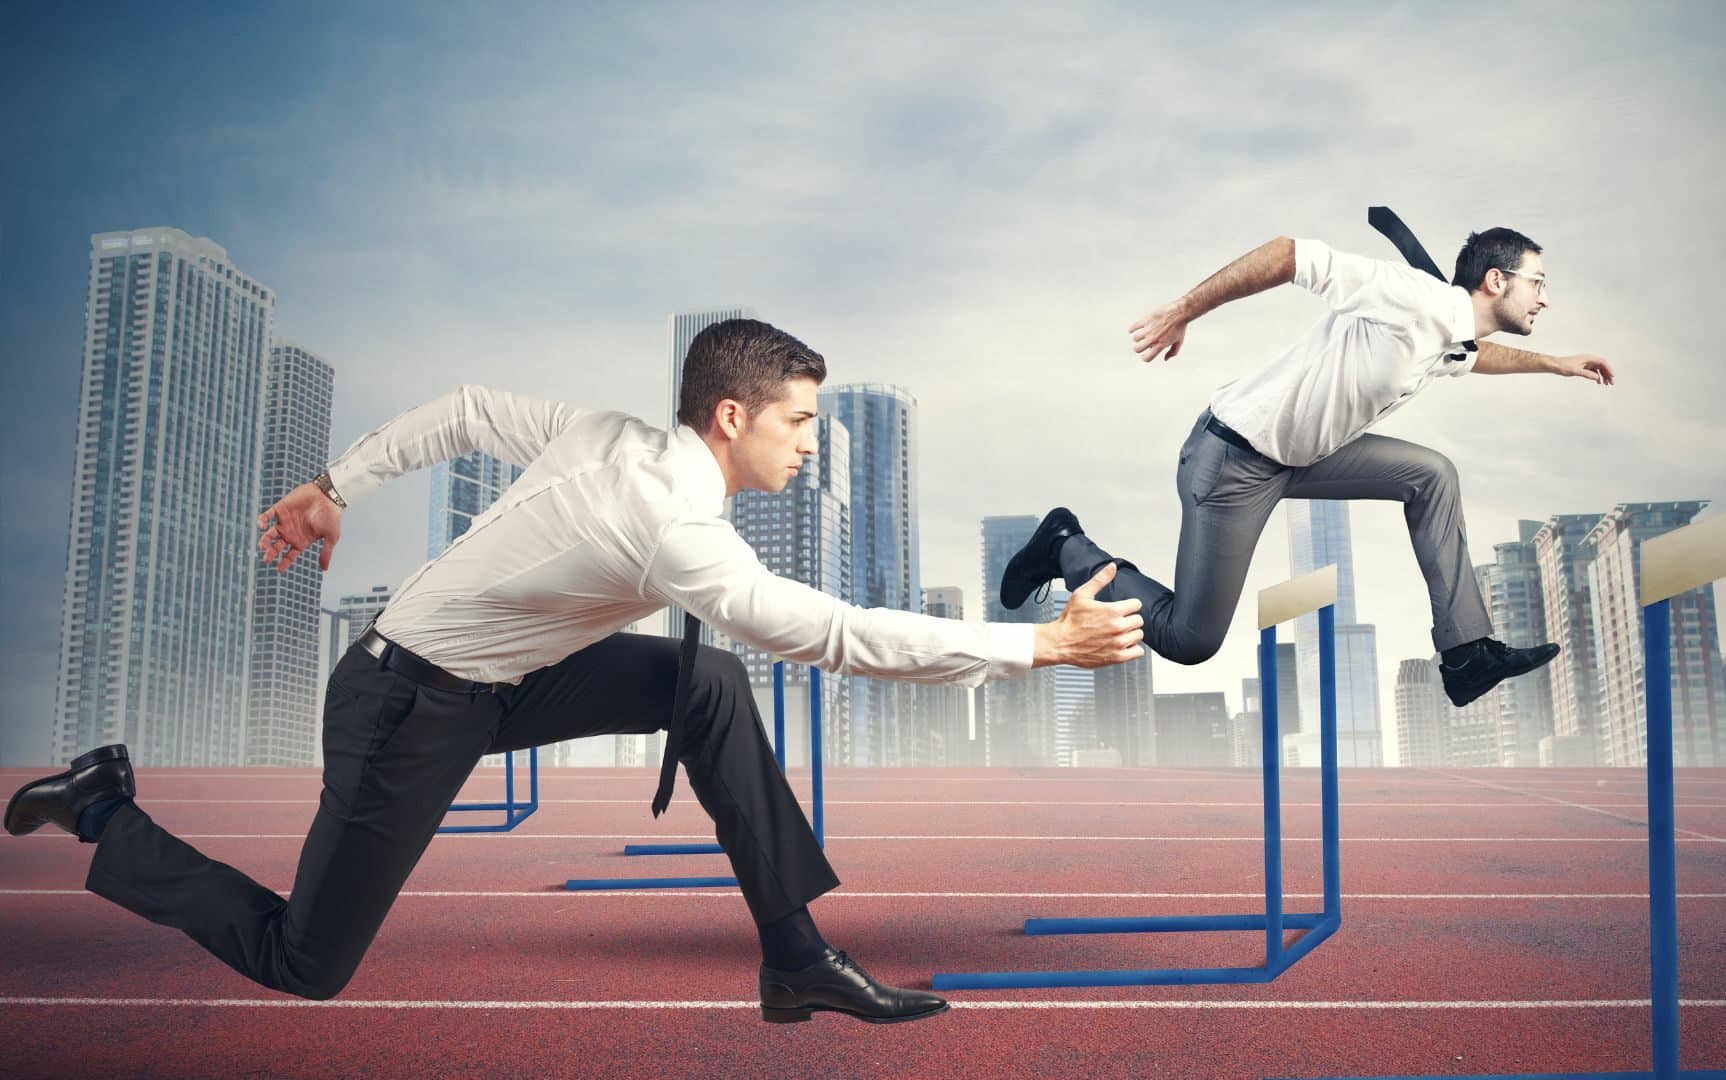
[1553,353,1615,385]
[1033,562,1146,669]
[1129,300,1191,363]
[258,481,343,572]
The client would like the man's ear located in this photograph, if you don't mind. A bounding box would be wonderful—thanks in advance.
[713,398,746,440]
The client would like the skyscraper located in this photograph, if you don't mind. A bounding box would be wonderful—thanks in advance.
[1094,653,1155,766]
[980,516,1056,766]
[56,229,274,766]
[1153,692,1232,766]
[1532,512,1608,764]
[727,414,853,767]
[1394,657,1446,767]
[428,451,525,559]
[1274,640,1300,752]
[1234,678,1263,768]
[1285,499,1381,766]
[1586,502,1722,768]
[247,343,335,766]
[1476,521,1553,766]
[820,383,922,765]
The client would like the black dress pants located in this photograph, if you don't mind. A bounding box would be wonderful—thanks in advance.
[85,633,839,1000]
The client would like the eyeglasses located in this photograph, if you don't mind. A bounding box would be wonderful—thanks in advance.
[1499,268,1548,295]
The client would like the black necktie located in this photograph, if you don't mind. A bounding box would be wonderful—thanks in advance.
[651,612,701,817]
[1367,206,1446,282]
[1368,205,1476,353]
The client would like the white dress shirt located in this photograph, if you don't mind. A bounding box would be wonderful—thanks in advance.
[326,385,1035,685]
[1207,237,1480,467]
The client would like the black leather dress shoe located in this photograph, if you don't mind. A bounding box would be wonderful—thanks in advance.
[1441,639,1561,708]
[759,947,949,1024]
[4,745,134,841]
[1000,507,1083,611]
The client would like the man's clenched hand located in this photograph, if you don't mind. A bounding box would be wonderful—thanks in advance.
[1033,562,1146,669]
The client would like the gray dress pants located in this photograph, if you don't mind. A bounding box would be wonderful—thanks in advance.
[1059,410,1493,664]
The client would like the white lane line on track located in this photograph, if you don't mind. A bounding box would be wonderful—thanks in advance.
[2,996,1723,1011]
[21,832,1718,842]
[1437,770,1726,842]
[131,798,1724,808]
[13,770,1719,786]
[6,889,1726,900]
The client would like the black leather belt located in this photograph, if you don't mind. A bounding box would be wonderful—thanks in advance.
[1205,415,1258,455]
[357,627,506,695]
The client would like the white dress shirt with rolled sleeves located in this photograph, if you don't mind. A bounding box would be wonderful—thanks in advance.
[1207,237,1481,467]
[325,385,1035,686]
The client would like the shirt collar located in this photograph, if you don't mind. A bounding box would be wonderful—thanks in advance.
[668,423,728,517]
[1449,286,1478,346]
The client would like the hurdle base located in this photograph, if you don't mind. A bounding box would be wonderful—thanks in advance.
[623,843,724,856]
[437,807,538,834]
[438,747,539,834]
[564,876,739,891]
[1026,912,1328,935]
[934,914,1337,991]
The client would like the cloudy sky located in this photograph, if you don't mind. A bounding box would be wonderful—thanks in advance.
[2,2,1722,766]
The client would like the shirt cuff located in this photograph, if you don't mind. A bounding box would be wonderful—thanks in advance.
[324,456,384,505]
[984,623,1037,682]
[1448,289,1480,375]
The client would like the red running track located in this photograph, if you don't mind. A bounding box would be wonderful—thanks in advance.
[1,765,1723,1078]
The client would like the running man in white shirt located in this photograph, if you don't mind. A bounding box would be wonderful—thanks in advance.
[6,319,1144,1025]
[1000,227,1613,708]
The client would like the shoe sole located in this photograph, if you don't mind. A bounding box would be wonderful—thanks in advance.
[761,1001,950,1024]
[4,745,130,837]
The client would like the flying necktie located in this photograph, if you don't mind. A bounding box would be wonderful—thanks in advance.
[1368,206,1446,281]
[651,612,702,817]
[1368,205,1476,353]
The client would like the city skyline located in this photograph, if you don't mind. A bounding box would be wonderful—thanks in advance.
[4,5,1725,767]
[17,229,1725,769]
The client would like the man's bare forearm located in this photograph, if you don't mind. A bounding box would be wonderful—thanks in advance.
[1177,237,1297,321]
[1473,340,1556,375]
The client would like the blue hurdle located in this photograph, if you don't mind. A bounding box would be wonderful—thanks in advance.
[1283,514,1726,1080]
[566,659,825,891]
[437,746,539,834]
[933,564,1342,991]
[1634,514,1726,1079]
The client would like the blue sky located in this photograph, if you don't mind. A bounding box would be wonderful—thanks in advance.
[3,2,1723,765]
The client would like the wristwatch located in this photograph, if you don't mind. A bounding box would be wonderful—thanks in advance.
[313,470,348,509]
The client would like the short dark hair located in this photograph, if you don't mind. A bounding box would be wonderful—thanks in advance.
[676,318,827,430]
[1451,227,1542,291]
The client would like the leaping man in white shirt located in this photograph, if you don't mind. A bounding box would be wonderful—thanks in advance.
[6,319,1146,1025]
[1000,222,1613,710]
